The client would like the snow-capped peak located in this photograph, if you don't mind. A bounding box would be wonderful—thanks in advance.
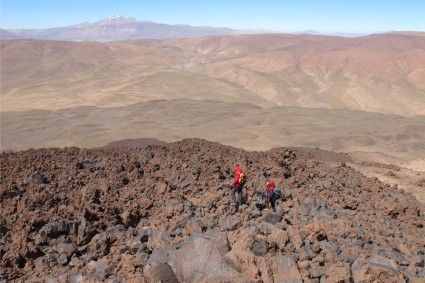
[98,16,137,24]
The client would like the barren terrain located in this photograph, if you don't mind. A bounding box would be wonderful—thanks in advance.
[2,98,424,205]
[1,30,425,283]
[1,139,424,282]
[2,33,425,222]
[2,99,425,160]
[2,33,425,115]
[348,152,425,204]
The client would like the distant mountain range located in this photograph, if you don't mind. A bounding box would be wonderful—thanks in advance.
[0,16,374,41]
[0,16,264,41]
[292,29,366,37]
[0,29,25,40]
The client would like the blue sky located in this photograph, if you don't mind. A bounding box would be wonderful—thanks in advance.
[1,0,424,33]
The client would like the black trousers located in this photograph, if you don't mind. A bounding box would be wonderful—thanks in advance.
[230,186,242,205]
[267,192,277,211]
[269,196,276,211]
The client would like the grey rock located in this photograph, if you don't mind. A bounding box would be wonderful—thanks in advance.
[309,264,324,278]
[209,218,218,228]
[147,247,176,272]
[204,201,213,210]
[69,272,85,283]
[175,228,182,236]
[138,226,152,243]
[251,239,268,256]
[352,255,406,283]
[296,246,310,261]
[338,252,356,263]
[57,252,68,266]
[146,263,179,283]
[194,219,208,232]
[226,216,242,231]
[175,231,238,282]
[93,259,113,280]
[39,220,69,240]
[262,212,283,224]
[105,225,126,240]
[270,255,303,283]
[162,230,173,244]
[77,219,96,246]
[184,202,193,213]
[319,240,341,254]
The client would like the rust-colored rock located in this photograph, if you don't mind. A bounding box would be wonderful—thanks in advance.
[0,139,424,282]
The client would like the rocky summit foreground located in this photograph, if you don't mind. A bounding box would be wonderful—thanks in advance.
[0,139,424,282]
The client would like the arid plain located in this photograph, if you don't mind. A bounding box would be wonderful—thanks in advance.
[2,33,425,201]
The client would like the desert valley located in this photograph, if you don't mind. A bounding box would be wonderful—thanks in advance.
[1,16,425,282]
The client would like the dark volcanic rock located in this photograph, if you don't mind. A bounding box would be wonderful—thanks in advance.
[0,138,424,282]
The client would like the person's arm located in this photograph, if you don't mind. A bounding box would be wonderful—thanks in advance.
[230,172,240,187]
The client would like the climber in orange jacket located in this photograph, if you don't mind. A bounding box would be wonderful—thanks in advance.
[230,165,245,207]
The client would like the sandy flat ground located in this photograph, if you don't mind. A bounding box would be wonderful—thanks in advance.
[2,99,425,159]
[349,153,425,204]
[402,159,425,172]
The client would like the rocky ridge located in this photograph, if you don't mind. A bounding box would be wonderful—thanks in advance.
[0,139,424,282]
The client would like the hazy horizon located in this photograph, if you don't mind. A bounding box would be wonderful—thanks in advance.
[1,0,424,34]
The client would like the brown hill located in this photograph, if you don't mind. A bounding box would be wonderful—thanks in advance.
[2,33,425,116]
[1,139,424,282]
[97,138,167,149]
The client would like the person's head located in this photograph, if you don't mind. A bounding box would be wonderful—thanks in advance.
[234,165,241,173]
[267,180,275,187]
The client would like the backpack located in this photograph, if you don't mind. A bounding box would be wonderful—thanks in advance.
[273,186,282,198]
[238,171,247,186]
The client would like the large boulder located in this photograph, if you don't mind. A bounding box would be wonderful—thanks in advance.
[269,255,303,283]
[352,255,406,283]
[144,263,178,283]
[145,247,177,273]
[175,230,240,282]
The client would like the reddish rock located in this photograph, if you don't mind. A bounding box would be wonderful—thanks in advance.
[0,139,423,282]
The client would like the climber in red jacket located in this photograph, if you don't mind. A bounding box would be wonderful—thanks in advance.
[230,165,245,207]
[265,179,277,212]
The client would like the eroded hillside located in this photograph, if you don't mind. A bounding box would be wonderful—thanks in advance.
[2,33,425,115]
[1,139,424,282]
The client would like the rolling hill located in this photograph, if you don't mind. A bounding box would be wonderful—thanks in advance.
[2,33,425,116]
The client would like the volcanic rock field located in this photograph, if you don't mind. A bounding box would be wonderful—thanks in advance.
[1,139,424,282]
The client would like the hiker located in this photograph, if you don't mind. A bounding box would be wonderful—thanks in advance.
[230,165,245,207]
[265,179,277,212]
